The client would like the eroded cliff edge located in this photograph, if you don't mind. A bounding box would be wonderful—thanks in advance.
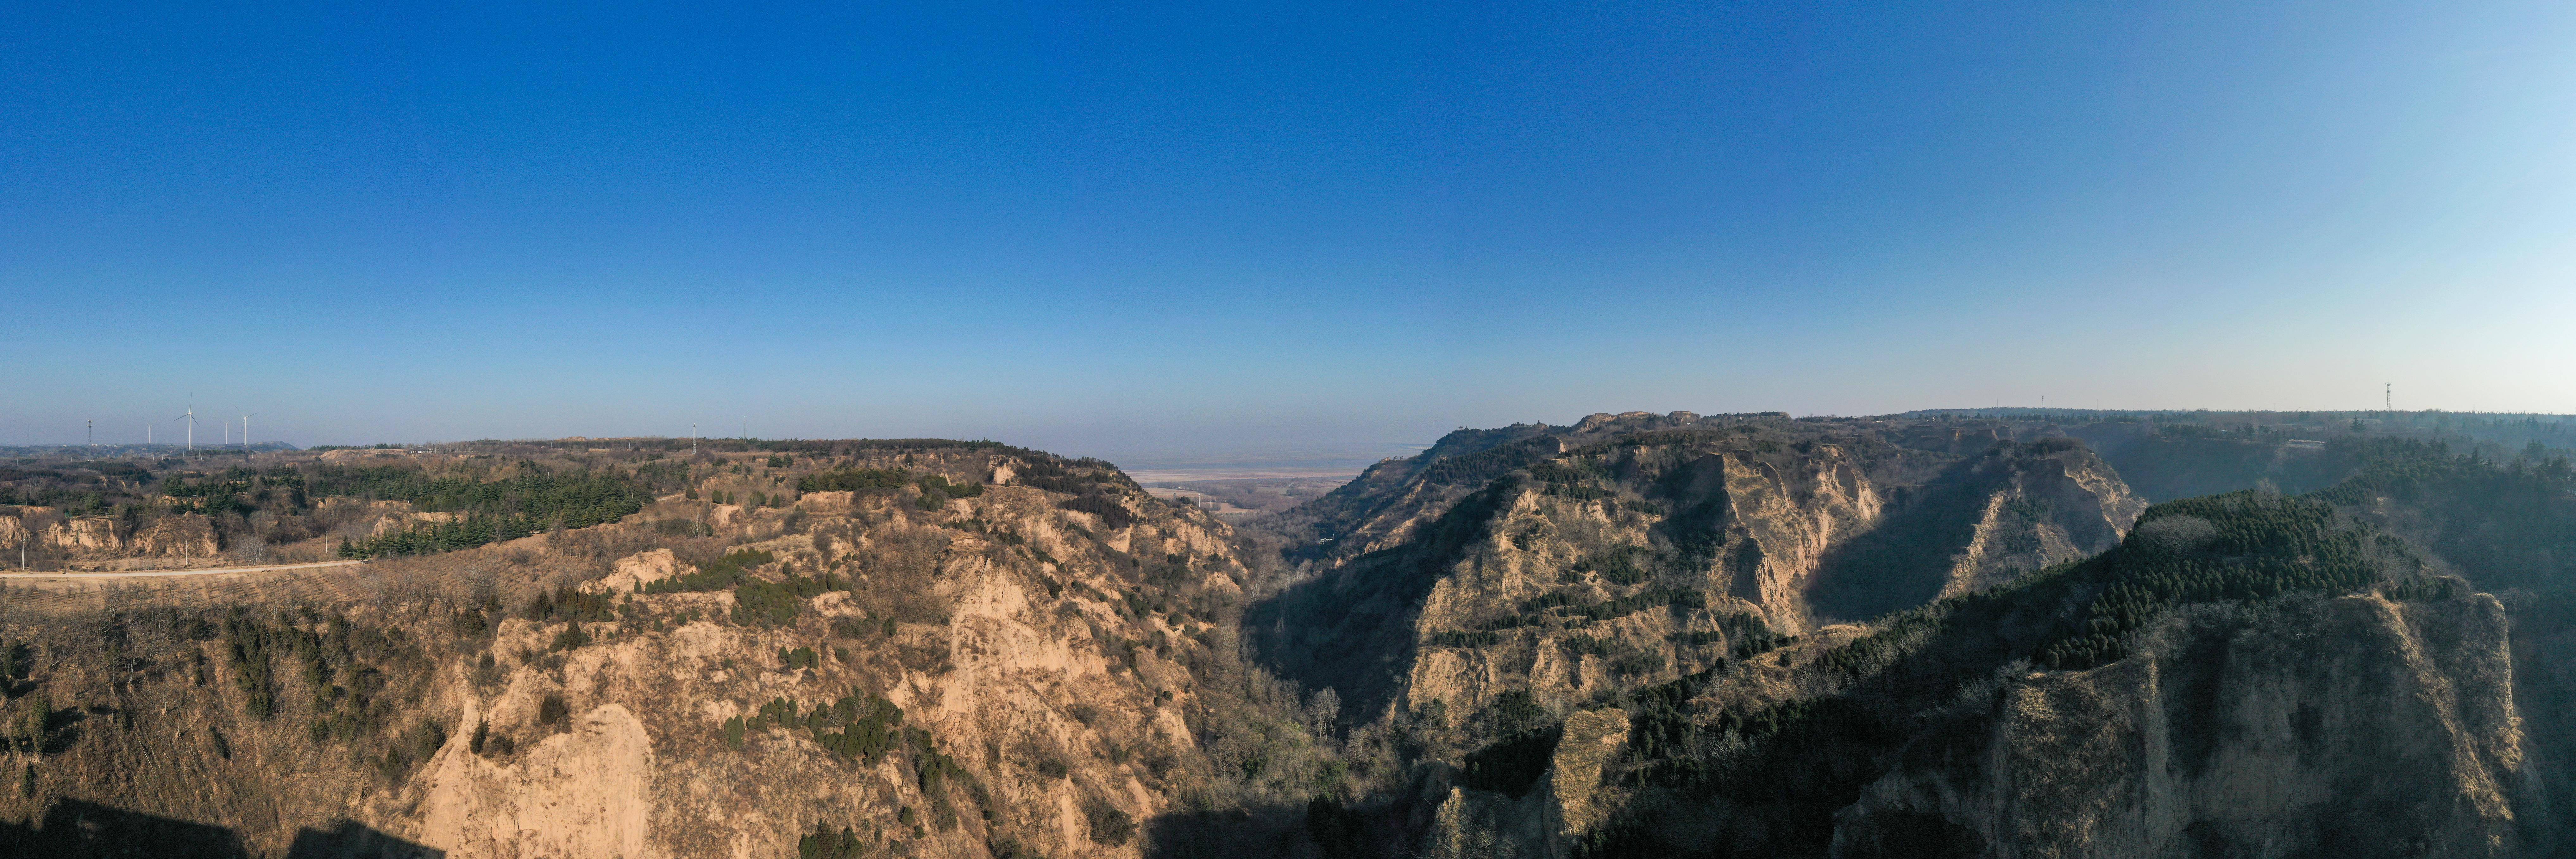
[1836,591,2535,858]
[1255,414,2146,731]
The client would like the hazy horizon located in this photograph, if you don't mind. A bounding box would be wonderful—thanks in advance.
[6,405,2568,472]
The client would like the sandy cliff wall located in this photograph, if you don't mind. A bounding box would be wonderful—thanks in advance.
[1292,434,2144,729]
[1833,591,2532,859]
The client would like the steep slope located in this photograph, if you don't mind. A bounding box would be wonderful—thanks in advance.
[1253,416,2145,738]
[1805,438,2146,621]
[0,440,1353,858]
[1834,589,2526,858]
[1425,441,2576,859]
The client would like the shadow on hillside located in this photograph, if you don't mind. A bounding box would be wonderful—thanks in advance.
[1142,802,1313,858]
[1250,485,1520,732]
[287,819,444,858]
[1802,454,1997,622]
[0,798,441,858]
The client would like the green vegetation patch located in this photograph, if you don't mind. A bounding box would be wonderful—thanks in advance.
[1014,457,1136,496]
[334,465,651,558]
[1460,690,1560,798]
[1573,546,1652,585]
[797,467,910,492]
[639,549,776,594]
[1058,495,1135,529]
[733,570,847,627]
[914,475,985,510]
[2036,490,2399,669]
[728,691,908,763]
[795,824,868,859]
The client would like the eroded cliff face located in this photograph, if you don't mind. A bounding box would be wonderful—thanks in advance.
[1400,586,2554,859]
[1422,707,1631,859]
[1398,441,1888,721]
[1911,441,2147,604]
[0,448,1270,859]
[1266,419,2145,734]
[1249,419,2576,859]
[1293,412,1721,566]
[410,486,1247,859]
[1834,591,2533,859]
[1,496,479,570]
[2,512,224,558]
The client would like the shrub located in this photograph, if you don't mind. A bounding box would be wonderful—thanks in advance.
[641,549,777,594]
[1057,495,1135,529]
[1461,725,1561,799]
[1082,795,1135,845]
[918,475,984,500]
[1528,459,1608,485]
[910,726,965,792]
[734,572,846,627]
[1672,630,1725,647]
[0,640,30,679]
[777,646,820,670]
[796,824,865,859]
[810,694,906,762]
[13,692,48,747]
[537,694,569,729]
[1573,546,1652,585]
[524,584,615,622]
[1428,630,1505,649]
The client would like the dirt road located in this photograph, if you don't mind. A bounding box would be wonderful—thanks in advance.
[0,559,366,580]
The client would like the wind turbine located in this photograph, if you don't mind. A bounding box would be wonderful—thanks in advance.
[241,413,257,454]
[174,398,198,450]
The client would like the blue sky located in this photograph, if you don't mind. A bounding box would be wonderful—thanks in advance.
[6,2,2575,459]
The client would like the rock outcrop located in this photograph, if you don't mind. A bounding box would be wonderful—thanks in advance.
[1806,439,2145,621]
[3,511,220,559]
[129,513,220,557]
[1262,417,2145,728]
[579,549,682,595]
[0,443,1248,859]
[1423,707,1632,859]
[41,517,120,553]
[1833,591,2531,858]
[418,701,656,859]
